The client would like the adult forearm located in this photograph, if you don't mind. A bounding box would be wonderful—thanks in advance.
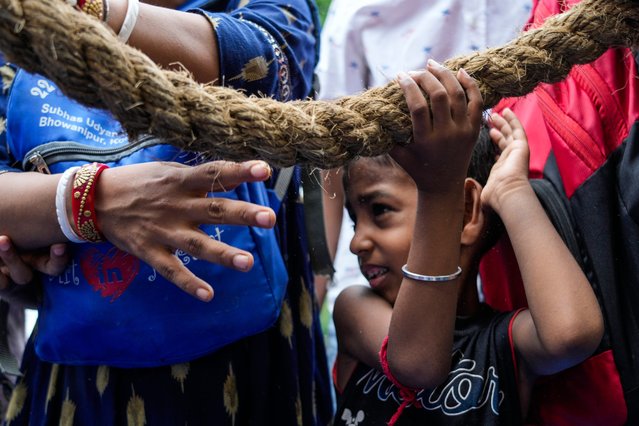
[0,172,66,249]
[106,0,220,83]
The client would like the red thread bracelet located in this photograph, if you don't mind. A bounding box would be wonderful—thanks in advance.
[380,336,422,425]
[72,163,109,243]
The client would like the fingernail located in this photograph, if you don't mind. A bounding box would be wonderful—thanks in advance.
[396,71,411,83]
[233,254,251,271]
[250,162,271,179]
[256,211,274,227]
[0,240,8,252]
[52,245,66,256]
[428,58,442,68]
[458,68,470,78]
[196,287,213,302]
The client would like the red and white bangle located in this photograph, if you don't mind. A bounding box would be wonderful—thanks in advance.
[72,163,109,243]
[56,167,85,243]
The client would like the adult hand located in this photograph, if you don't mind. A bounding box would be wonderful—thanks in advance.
[0,235,69,290]
[392,60,482,194]
[94,160,277,302]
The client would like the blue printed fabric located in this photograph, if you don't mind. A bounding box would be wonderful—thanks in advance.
[0,55,18,173]
[0,0,332,424]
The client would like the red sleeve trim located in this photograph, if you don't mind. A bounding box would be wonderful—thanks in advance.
[332,355,343,395]
[508,308,527,389]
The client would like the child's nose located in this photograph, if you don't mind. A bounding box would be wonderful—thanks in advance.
[350,225,373,256]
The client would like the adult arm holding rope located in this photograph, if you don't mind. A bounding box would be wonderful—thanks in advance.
[0,2,334,425]
[0,0,318,301]
[105,0,220,83]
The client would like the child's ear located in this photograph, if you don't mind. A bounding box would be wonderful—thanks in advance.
[461,178,485,247]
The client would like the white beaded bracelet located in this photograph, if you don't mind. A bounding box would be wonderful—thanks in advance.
[117,0,140,43]
[56,167,85,243]
[401,264,462,282]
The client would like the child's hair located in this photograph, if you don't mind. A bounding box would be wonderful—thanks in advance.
[343,124,496,188]
[343,123,503,253]
[468,124,499,188]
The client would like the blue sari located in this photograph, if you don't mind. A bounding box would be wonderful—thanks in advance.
[0,0,332,424]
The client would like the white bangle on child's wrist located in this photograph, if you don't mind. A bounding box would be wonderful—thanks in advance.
[56,167,86,244]
[401,264,462,282]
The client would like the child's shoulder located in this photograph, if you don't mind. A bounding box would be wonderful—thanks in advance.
[334,285,378,318]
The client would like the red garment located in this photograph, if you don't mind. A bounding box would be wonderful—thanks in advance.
[480,0,637,424]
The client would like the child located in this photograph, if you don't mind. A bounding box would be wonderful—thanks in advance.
[332,61,604,425]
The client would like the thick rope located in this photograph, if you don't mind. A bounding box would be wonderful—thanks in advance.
[0,0,638,167]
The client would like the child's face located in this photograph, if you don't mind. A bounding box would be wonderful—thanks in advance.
[345,159,417,305]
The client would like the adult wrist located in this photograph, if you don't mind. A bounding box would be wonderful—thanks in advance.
[56,167,85,243]
[117,0,140,42]
[105,0,139,43]
[71,163,110,243]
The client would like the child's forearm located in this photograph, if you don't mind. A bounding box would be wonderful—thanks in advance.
[497,184,603,374]
[387,189,464,389]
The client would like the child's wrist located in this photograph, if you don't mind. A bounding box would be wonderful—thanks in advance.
[416,186,465,204]
[415,176,466,197]
[491,182,535,215]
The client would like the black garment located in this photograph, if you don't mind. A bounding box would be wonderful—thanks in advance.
[335,306,521,426]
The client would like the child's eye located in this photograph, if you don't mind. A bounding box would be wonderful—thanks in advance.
[371,203,392,217]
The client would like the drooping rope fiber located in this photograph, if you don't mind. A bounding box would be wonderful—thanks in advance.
[0,0,638,168]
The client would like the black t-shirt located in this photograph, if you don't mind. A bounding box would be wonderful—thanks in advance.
[335,305,522,425]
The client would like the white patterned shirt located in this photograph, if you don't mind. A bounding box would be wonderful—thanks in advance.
[317,0,533,99]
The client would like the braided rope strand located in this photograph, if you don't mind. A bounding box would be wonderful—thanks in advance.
[0,0,637,167]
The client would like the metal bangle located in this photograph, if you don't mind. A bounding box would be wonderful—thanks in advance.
[118,0,140,43]
[401,264,462,282]
[102,0,110,22]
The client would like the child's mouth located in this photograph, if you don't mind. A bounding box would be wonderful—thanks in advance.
[362,266,389,287]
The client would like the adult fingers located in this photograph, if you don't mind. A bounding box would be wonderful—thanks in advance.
[142,245,215,302]
[156,227,256,274]
[0,236,34,285]
[426,60,467,123]
[397,71,432,141]
[184,197,276,228]
[184,161,272,194]
[457,68,483,127]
